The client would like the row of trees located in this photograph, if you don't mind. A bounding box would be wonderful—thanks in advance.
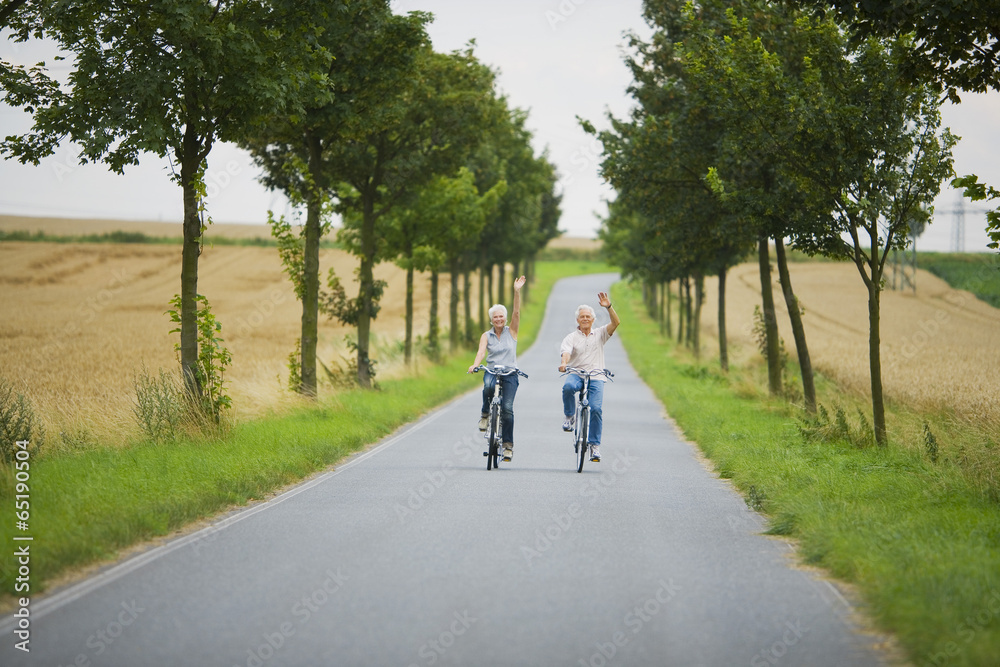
[585,0,996,445]
[1,1,560,404]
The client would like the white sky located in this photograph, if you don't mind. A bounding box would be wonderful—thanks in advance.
[1,0,997,251]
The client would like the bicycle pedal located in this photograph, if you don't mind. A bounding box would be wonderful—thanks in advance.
[483,451,488,457]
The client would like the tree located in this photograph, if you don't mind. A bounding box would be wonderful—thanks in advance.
[325,45,502,387]
[384,167,505,362]
[241,2,428,395]
[687,6,955,444]
[792,0,1000,250]
[1,0,320,400]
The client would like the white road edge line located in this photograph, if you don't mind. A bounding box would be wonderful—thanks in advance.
[0,394,464,631]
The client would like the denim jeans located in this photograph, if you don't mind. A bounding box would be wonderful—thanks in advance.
[482,372,519,444]
[562,376,604,445]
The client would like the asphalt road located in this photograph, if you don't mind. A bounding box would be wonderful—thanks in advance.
[1,273,884,667]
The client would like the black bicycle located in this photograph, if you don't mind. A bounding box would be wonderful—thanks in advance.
[560,367,614,473]
[472,364,528,470]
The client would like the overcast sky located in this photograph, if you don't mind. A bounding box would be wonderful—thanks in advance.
[1,0,997,251]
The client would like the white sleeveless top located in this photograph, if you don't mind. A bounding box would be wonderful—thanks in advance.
[486,326,517,369]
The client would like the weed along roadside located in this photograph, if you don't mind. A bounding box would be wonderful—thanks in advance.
[611,279,1000,666]
[0,260,612,606]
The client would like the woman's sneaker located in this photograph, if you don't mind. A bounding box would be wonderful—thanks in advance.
[502,443,513,462]
[562,415,575,432]
[589,445,601,462]
[478,413,488,431]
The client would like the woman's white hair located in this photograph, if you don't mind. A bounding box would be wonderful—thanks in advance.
[575,304,596,319]
[488,303,507,320]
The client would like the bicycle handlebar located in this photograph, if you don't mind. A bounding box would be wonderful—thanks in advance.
[560,366,614,381]
[472,364,528,379]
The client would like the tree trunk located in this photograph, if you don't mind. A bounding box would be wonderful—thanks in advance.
[684,276,693,347]
[717,267,728,372]
[479,263,486,331]
[497,262,506,306]
[774,236,815,412]
[404,264,414,364]
[867,232,887,446]
[355,189,377,388]
[659,282,666,335]
[449,258,460,352]
[179,128,203,398]
[758,236,782,395]
[463,269,473,345]
[487,264,494,312]
[299,131,323,397]
[429,269,440,361]
[693,271,703,359]
[676,277,685,344]
[665,280,672,340]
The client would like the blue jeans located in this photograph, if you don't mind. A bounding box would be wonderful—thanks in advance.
[483,372,518,444]
[562,376,604,445]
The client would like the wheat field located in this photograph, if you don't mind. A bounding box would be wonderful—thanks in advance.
[2,215,998,442]
[697,258,1000,423]
[0,227,461,442]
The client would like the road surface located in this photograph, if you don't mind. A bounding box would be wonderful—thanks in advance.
[1,273,884,666]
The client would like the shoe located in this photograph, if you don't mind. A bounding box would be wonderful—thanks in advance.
[562,415,575,432]
[502,443,513,462]
[478,413,488,431]
[589,445,601,462]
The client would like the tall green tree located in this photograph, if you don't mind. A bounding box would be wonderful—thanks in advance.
[241,2,427,396]
[326,45,502,387]
[1,0,319,398]
[687,7,956,444]
[792,0,1000,250]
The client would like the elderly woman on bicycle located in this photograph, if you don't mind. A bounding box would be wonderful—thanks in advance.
[468,275,526,462]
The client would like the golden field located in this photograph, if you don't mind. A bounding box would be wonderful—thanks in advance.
[2,214,999,443]
[0,218,466,442]
[697,258,1000,423]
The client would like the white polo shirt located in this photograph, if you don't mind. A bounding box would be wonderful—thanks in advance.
[560,324,612,380]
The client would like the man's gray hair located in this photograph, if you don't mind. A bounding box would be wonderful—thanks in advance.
[575,304,595,319]
[488,303,507,320]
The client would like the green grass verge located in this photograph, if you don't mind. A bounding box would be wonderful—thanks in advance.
[0,260,612,601]
[612,279,1000,667]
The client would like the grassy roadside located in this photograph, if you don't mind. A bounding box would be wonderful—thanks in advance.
[612,279,1000,667]
[0,259,612,602]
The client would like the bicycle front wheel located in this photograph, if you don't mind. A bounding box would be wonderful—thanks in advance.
[577,407,589,473]
[487,405,500,470]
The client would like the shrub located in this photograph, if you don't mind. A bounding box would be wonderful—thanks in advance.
[0,377,44,464]
[132,367,186,442]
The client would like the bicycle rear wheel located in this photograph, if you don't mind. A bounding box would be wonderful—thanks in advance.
[577,406,589,473]
[487,405,500,470]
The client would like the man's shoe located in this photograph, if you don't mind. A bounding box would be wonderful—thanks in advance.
[589,445,601,462]
[502,443,513,462]
[562,415,575,432]
[478,413,488,431]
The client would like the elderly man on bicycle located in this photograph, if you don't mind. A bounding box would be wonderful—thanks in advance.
[468,275,526,462]
[558,291,620,462]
